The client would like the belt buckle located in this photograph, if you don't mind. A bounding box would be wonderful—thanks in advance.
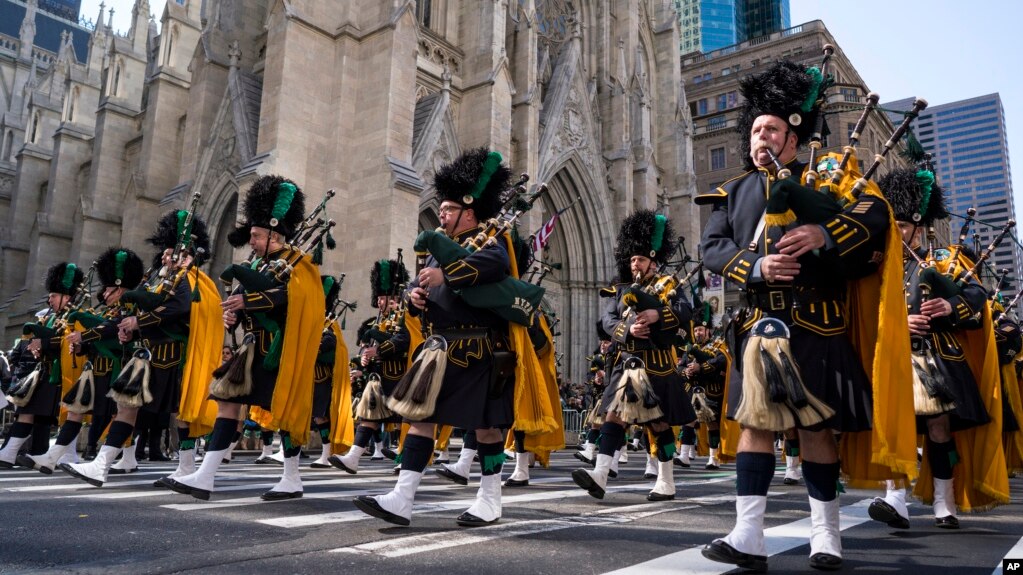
[768,290,785,311]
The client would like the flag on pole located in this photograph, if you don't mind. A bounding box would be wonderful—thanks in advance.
[530,206,570,256]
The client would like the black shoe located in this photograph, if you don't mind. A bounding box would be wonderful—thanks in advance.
[261,489,303,501]
[701,539,767,572]
[0,459,14,469]
[573,452,594,465]
[935,515,959,529]
[783,477,800,485]
[165,478,211,501]
[309,461,331,469]
[673,458,690,468]
[504,478,528,487]
[571,468,605,499]
[149,454,171,462]
[435,466,469,486]
[328,455,357,474]
[15,454,51,474]
[646,491,675,502]
[57,463,104,488]
[867,498,910,529]
[626,443,640,452]
[254,455,274,464]
[456,511,498,527]
[353,495,410,526]
[154,476,172,488]
[809,552,843,571]
[82,446,98,461]
[705,462,720,470]
[381,448,397,461]
[608,469,618,479]
[643,473,657,479]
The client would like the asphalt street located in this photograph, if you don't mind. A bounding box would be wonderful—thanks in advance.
[2,446,1022,575]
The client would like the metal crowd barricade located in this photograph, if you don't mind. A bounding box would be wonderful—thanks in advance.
[562,408,585,447]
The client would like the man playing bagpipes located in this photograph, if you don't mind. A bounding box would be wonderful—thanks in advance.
[166,175,325,501]
[354,148,554,527]
[0,262,84,468]
[993,299,1023,477]
[576,321,614,466]
[308,275,355,469]
[697,60,916,572]
[868,168,1007,531]
[17,249,143,475]
[678,302,727,470]
[331,258,412,474]
[571,210,695,503]
[61,212,212,486]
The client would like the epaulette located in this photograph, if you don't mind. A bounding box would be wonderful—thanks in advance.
[694,170,754,205]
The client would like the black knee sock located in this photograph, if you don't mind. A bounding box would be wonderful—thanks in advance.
[104,421,135,449]
[478,441,505,476]
[927,438,957,480]
[56,420,83,447]
[708,429,721,450]
[513,430,526,453]
[802,460,840,501]
[207,418,238,452]
[353,425,374,448]
[317,422,331,443]
[399,434,434,473]
[87,413,110,448]
[280,432,302,458]
[231,429,242,443]
[654,428,677,462]
[462,429,478,450]
[30,420,52,455]
[597,422,625,457]
[4,421,33,445]
[179,426,196,451]
[260,430,274,447]
[680,425,697,446]
[785,438,800,458]
[736,452,775,496]
[586,428,600,443]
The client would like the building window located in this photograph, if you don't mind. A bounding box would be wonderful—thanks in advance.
[840,87,858,103]
[727,91,738,108]
[697,99,708,116]
[708,115,727,131]
[717,94,727,111]
[30,112,41,144]
[847,122,856,140]
[416,0,432,29]
[722,67,731,76]
[710,146,726,170]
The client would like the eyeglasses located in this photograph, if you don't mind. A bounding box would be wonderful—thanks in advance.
[438,205,463,215]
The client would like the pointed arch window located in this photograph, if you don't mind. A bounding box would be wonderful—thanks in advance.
[30,111,41,144]
[3,131,13,160]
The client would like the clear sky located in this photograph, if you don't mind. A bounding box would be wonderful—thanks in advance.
[83,0,1022,246]
[790,0,1022,247]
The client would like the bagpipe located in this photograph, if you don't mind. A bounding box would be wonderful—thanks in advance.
[412,174,548,326]
[620,258,705,349]
[903,226,959,415]
[325,273,357,331]
[8,264,97,407]
[121,192,204,312]
[220,189,336,294]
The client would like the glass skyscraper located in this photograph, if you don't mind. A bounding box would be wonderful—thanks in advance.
[886,94,1022,291]
[676,0,790,55]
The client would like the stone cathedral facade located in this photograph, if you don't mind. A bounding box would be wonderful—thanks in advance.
[0,0,697,385]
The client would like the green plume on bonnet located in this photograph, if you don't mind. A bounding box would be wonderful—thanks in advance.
[62,263,78,290]
[322,276,335,297]
[272,182,298,223]
[176,210,190,240]
[379,260,392,291]
[916,170,935,217]
[651,214,667,253]
[800,66,824,113]
[468,151,503,200]
[115,250,127,281]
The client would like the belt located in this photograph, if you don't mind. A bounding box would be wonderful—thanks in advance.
[746,287,842,312]
[431,328,491,341]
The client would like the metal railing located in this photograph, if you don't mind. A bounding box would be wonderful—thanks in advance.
[562,408,585,447]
